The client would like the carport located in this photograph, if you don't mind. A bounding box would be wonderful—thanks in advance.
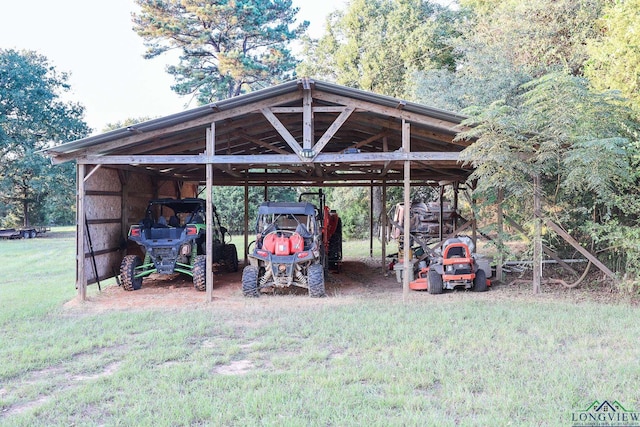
[43,78,475,302]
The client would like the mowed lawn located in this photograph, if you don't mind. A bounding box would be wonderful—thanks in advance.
[1,228,639,426]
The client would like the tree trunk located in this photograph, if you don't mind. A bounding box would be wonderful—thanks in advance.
[372,186,383,235]
[22,200,29,227]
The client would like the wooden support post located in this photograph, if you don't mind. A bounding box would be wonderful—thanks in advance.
[532,174,542,294]
[471,180,477,248]
[439,185,444,242]
[264,176,268,202]
[381,182,387,271]
[76,163,87,301]
[453,182,459,232]
[302,88,313,150]
[205,124,215,302]
[244,183,249,266]
[369,184,374,258]
[402,120,411,301]
[496,187,504,282]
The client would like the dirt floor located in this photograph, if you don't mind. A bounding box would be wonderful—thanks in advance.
[68,257,638,310]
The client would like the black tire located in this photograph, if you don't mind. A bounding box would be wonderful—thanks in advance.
[308,264,326,298]
[242,265,259,297]
[473,269,488,292]
[224,244,239,272]
[328,219,342,262]
[29,230,36,238]
[193,255,206,291]
[120,255,143,291]
[427,269,443,295]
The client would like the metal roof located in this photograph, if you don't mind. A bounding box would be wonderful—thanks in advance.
[44,78,473,186]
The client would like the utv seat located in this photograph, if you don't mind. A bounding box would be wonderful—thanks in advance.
[295,224,313,250]
[168,216,180,227]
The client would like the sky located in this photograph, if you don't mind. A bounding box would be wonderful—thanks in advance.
[0,0,346,134]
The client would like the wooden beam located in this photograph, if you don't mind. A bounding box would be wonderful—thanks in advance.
[76,163,87,301]
[269,106,352,113]
[233,133,291,155]
[504,214,578,275]
[546,220,616,280]
[303,89,313,150]
[244,184,249,266]
[341,131,391,154]
[206,124,214,302]
[381,182,387,270]
[260,108,303,156]
[83,164,102,183]
[81,151,463,165]
[312,107,355,156]
[402,120,411,301]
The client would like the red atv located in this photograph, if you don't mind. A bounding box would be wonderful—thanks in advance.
[410,238,489,294]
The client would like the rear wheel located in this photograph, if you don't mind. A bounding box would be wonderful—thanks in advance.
[328,219,342,271]
[224,244,239,272]
[473,269,488,292]
[427,269,443,295]
[192,255,206,291]
[120,255,143,291]
[308,264,326,297]
[242,265,259,297]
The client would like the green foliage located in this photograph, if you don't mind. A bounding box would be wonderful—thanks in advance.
[413,0,607,111]
[0,49,89,227]
[133,0,308,103]
[585,0,640,109]
[459,71,640,272]
[211,185,298,234]
[298,0,458,99]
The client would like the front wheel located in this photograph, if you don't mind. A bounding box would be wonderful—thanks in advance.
[192,255,206,291]
[308,264,326,298]
[427,269,443,295]
[120,255,143,291]
[473,269,488,292]
[242,265,259,297]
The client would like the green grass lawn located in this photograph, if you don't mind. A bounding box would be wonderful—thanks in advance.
[1,229,639,426]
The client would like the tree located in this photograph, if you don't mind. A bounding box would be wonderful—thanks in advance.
[412,0,608,111]
[0,49,89,227]
[585,0,640,110]
[298,0,458,99]
[133,0,309,104]
[459,72,640,273]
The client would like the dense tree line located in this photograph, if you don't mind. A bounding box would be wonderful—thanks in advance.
[296,0,640,281]
[0,49,89,228]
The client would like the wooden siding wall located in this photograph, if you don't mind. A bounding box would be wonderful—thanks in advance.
[83,167,199,286]
[84,167,127,284]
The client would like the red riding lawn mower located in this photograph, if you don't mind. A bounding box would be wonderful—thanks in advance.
[410,237,490,294]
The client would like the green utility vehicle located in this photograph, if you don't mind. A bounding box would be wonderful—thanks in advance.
[120,198,238,291]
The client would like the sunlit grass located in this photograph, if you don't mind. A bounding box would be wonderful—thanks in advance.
[1,231,639,426]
